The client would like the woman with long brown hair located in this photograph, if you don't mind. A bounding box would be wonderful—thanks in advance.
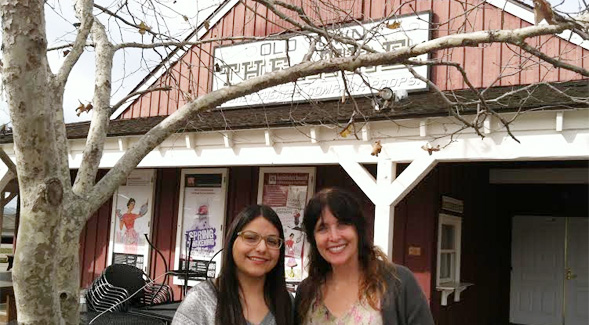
[173,205,293,325]
[295,188,433,325]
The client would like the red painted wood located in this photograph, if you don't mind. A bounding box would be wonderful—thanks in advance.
[398,0,415,16]
[253,0,268,36]
[385,0,401,18]
[414,0,431,13]
[539,35,560,82]
[79,170,113,288]
[167,63,183,116]
[446,0,467,89]
[221,6,236,43]
[149,168,182,300]
[93,199,112,279]
[431,0,451,90]
[226,167,259,226]
[520,21,540,85]
[140,90,153,118]
[482,4,502,87]
[243,0,257,37]
[369,0,385,19]
[463,0,484,88]
[80,212,98,287]
[402,170,436,300]
[560,39,583,81]
[232,2,246,42]
[499,11,521,86]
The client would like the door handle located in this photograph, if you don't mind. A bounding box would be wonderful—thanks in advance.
[566,268,577,280]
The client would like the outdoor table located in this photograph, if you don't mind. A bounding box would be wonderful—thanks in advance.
[80,310,168,324]
[128,302,180,323]
[80,302,179,324]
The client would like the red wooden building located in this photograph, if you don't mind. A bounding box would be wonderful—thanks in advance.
[3,0,587,324]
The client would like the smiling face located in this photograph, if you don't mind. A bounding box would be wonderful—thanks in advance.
[314,208,359,268]
[232,216,281,281]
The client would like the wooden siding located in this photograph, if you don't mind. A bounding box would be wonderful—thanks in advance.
[120,0,587,119]
[78,165,383,293]
[79,162,587,325]
[79,170,113,288]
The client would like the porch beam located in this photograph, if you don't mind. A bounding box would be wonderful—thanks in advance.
[339,157,437,258]
[386,156,437,206]
[338,160,379,202]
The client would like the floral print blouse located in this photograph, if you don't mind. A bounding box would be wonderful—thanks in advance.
[305,297,383,325]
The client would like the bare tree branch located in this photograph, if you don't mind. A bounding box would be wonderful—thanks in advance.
[514,40,589,76]
[57,0,94,84]
[0,148,16,174]
[72,18,115,196]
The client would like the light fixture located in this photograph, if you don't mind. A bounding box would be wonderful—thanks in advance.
[372,88,409,111]
[373,87,395,111]
[379,87,394,101]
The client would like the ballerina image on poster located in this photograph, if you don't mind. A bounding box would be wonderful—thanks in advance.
[285,233,298,277]
[116,198,149,249]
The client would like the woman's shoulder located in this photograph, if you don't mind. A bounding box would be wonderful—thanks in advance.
[390,263,413,279]
[172,280,218,324]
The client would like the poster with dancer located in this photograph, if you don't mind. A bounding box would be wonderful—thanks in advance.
[108,169,155,272]
[174,168,228,285]
[257,167,315,282]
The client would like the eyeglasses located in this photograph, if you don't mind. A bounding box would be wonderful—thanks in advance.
[237,231,283,249]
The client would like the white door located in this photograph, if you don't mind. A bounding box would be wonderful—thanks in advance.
[510,216,565,325]
[565,218,588,325]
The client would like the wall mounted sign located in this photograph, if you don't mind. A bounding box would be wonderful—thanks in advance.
[173,168,228,285]
[108,169,156,272]
[213,12,431,107]
[257,167,316,282]
[442,195,464,214]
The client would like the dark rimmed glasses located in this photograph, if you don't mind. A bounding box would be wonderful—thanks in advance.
[237,230,283,249]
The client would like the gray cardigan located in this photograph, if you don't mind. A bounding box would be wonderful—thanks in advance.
[172,280,277,325]
[294,263,435,325]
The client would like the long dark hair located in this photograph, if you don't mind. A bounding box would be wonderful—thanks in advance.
[298,188,394,321]
[215,205,293,325]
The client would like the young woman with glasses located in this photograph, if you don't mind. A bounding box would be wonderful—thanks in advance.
[173,205,293,325]
[294,188,434,325]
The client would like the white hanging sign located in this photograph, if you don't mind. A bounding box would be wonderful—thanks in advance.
[213,12,430,107]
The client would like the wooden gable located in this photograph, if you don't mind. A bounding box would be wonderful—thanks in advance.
[119,0,588,119]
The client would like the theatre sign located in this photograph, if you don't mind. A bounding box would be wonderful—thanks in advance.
[212,12,430,108]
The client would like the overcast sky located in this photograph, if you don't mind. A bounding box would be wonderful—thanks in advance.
[0,0,584,125]
[0,0,223,124]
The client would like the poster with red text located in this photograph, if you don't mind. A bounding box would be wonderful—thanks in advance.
[258,168,315,282]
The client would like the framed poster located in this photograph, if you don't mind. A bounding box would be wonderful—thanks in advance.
[257,167,316,282]
[107,169,156,273]
[173,168,228,286]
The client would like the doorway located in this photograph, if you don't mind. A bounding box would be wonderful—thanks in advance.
[510,216,588,325]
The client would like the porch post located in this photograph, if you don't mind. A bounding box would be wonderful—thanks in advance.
[374,160,396,258]
[338,156,437,260]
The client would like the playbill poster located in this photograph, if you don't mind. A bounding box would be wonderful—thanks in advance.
[109,169,155,272]
[175,169,228,283]
[258,168,315,282]
[180,173,224,261]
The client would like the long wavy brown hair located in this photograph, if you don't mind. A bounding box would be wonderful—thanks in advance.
[297,188,397,322]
